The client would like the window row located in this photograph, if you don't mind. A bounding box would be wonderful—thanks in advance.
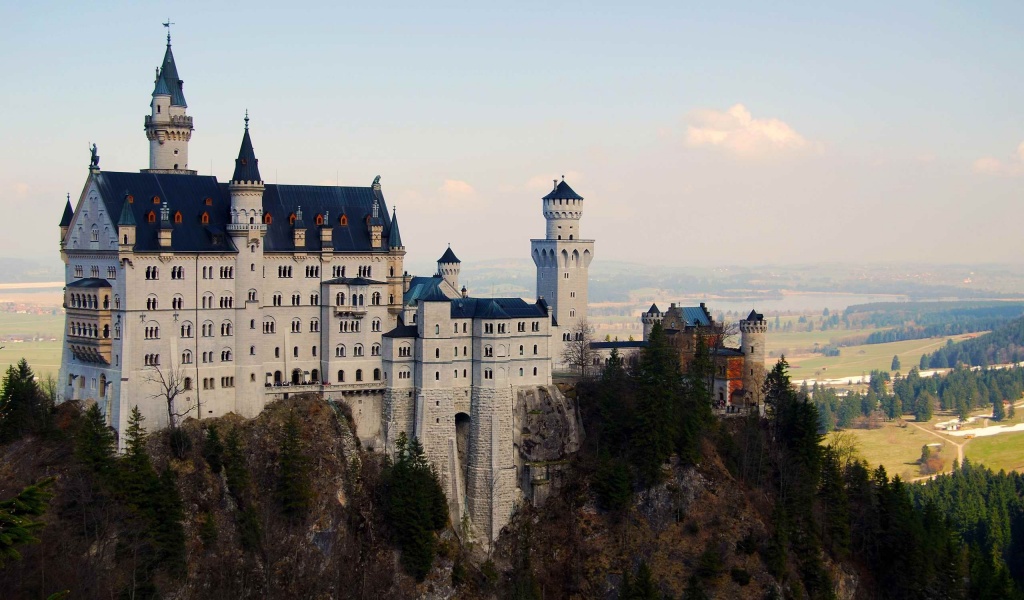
[68,292,109,310]
[290,318,321,333]
[334,343,379,357]
[69,321,110,339]
[336,368,380,383]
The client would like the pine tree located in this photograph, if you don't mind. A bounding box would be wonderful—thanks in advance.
[0,478,54,567]
[151,466,186,574]
[203,423,224,474]
[891,355,901,372]
[921,354,929,370]
[74,404,117,479]
[385,432,449,581]
[119,406,160,514]
[276,411,313,519]
[631,323,679,484]
[0,359,43,443]
[224,426,250,501]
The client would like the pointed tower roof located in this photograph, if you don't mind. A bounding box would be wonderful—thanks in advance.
[646,303,660,315]
[153,38,187,107]
[118,195,136,226]
[438,246,460,264]
[542,179,583,201]
[59,195,73,227]
[231,115,262,183]
[388,208,403,248]
[745,309,763,322]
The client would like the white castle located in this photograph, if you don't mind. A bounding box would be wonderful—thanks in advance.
[57,33,593,543]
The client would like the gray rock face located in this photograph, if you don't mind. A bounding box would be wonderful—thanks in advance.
[513,385,584,506]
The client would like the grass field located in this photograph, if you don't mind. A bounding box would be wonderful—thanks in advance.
[0,312,65,379]
[786,334,977,381]
[827,421,957,481]
[0,341,63,379]
[964,431,1024,473]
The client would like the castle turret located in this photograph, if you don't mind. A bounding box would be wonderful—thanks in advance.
[143,31,195,174]
[740,310,767,406]
[293,206,306,249]
[531,178,595,368]
[641,303,662,341]
[117,193,136,253]
[59,194,73,245]
[227,113,266,245]
[437,246,460,290]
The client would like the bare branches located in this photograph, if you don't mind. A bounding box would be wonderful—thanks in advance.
[561,318,599,379]
[144,364,196,429]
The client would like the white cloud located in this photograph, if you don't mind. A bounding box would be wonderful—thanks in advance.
[12,183,29,195]
[439,179,475,198]
[972,142,1024,176]
[685,104,809,157]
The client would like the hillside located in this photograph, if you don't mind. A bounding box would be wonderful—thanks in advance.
[925,315,1024,368]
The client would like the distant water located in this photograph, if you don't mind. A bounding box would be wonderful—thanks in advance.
[699,292,911,314]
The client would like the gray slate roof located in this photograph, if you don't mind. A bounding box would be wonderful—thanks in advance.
[92,171,396,254]
[388,209,403,248]
[153,43,187,107]
[231,127,262,183]
[382,323,418,338]
[542,180,583,201]
[438,246,460,264]
[60,199,73,227]
[744,309,764,322]
[67,277,112,289]
[449,297,548,319]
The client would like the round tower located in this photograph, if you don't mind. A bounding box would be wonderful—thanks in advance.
[542,178,584,240]
[641,303,663,341]
[740,310,768,405]
[143,32,195,174]
[437,246,461,290]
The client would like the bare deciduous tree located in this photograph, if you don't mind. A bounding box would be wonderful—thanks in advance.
[561,318,598,379]
[145,364,196,429]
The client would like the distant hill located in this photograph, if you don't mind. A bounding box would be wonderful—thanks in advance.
[925,315,1024,368]
[0,257,64,283]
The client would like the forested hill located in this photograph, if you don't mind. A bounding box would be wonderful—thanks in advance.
[925,315,1024,368]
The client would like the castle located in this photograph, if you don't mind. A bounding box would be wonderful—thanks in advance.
[592,303,767,410]
[57,33,593,543]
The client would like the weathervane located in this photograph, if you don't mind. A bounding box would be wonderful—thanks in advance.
[163,19,175,44]
[244,109,249,130]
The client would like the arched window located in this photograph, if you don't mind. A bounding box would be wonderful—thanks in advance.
[355,369,363,382]
[184,377,192,390]
[264,213,273,224]
[336,344,346,357]
[339,214,348,226]
[147,211,156,223]
[173,211,182,224]
[337,370,345,382]
[289,213,296,225]
[182,350,192,364]
[315,213,324,226]
[373,368,381,381]
[201,212,210,224]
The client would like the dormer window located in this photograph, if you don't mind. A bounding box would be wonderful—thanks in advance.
[173,211,182,224]
[201,212,210,224]
[127,195,134,204]
[339,214,348,226]
[289,213,296,225]
[240,158,247,165]
[264,213,272,225]
[152,196,161,205]
[205,197,213,206]
[315,214,324,226]
[147,211,156,223]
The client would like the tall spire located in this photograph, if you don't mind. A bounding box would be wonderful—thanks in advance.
[152,23,186,107]
[59,193,73,228]
[388,208,403,248]
[231,115,262,183]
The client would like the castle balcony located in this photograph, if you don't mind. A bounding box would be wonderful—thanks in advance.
[67,335,112,365]
[334,306,368,318]
[227,223,267,234]
[144,114,194,129]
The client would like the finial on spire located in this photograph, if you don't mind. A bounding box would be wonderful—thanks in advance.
[244,109,249,130]
[162,19,175,45]
[67,193,70,203]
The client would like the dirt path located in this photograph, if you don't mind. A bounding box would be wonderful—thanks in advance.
[907,421,964,465]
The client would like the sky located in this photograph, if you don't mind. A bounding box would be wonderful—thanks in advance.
[3,1,1024,270]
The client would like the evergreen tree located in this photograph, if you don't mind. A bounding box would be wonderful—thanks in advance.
[119,406,160,513]
[891,355,901,371]
[203,423,224,474]
[223,426,250,501]
[631,323,680,485]
[74,404,117,479]
[920,354,929,370]
[993,397,1006,421]
[276,411,313,519]
[151,466,186,574]
[0,359,44,443]
[384,432,449,581]
[0,478,54,567]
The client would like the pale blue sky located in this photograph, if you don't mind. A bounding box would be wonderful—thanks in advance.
[3,1,1024,268]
